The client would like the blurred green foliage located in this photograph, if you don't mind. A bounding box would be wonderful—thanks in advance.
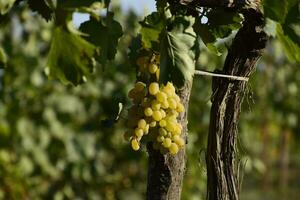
[0,3,299,200]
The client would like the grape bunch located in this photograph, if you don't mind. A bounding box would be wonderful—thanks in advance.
[124,55,185,155]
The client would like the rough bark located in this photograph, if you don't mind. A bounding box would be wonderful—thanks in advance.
[206,8,268,200]
[146,82,192,200]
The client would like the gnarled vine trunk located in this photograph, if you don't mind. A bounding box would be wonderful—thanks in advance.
[146,82,192,200]
[206,8,267,200]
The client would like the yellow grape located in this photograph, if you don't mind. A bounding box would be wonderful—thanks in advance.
[144,124,150,134]
[163,138,172,148]
[149,82,160,95]
[144,107,153,117]
[135,128,144,138]
[160,110,166,118]
[148,63,158,74]
[166,121,176,132]
[138,119,147,129]
[149,121,157,127]
[161,100,169,109]
[176,103,185,113]
[159,119,166,127]
[156,69,160,80]
[156,91,167,102]
[173,94,180,103]
[169,143,179,154]
[168,98,177,109]
[152,110,163,121]
[131,139,140,151]
[151,100,161,110]
[175,137,185,147]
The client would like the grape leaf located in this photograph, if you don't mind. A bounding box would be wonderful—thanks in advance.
[0,0,15,15]
[57,0,107,9]
[282,2,300,46]
[276,24,300,62]
[160,16,196,88]
[47,27,96,85]
[140,12,164,50]
[28,0,53,21]
[193,8,242,55]
[263,0,297,23]
[80,13,123,64]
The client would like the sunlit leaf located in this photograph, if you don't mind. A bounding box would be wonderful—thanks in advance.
[160,16,196,88]
[0,0,15,15]
[276,24,300,62]
[140,12,164,50]
[47,27,96,85]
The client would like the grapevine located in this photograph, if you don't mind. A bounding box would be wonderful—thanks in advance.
[124,54,185,155]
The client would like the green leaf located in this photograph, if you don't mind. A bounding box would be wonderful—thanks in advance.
[57,0,106,9]
[80,13,123,64]
[263,0,298,23]
[28,0,53,21]
[276,24,300,62]
[193,8,242,55]
[0,0,15,15]
[140,12,164,50]
[47,27,96,85]
[282,2,300,46]
[160,16,196,88]
[0,47,7,68]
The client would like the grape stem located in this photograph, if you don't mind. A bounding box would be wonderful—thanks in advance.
[194,70,249,81]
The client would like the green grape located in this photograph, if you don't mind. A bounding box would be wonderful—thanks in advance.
[149,63,158,74]
[152,110,163,121]
[131,139,140,151]
[128,88,137,99]
[149,82,159,95]
[157,135,165,143]
[163,138,172,148]
[156,91,167,103]
[141,97,151,107]
[144,107,153,117]
[159,119,166,127]
[159,128,167,136]
[138,119,147,129]
[135,128,144,138]
[135,81,145,92]
[169,143,179,154]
